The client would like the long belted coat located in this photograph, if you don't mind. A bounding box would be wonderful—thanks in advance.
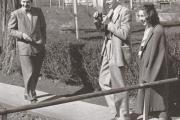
[136,24,169,114]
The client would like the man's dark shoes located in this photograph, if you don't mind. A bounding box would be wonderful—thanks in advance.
[24,94,38,103]
[30,98,37,103]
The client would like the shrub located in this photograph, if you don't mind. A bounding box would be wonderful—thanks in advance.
[41,38,102,90]
[40,33,141,92]
[165,28,180,77]
[41,40,72,83]
[1,35,21,75]
[80,40,103,90]
[2,23,180,95]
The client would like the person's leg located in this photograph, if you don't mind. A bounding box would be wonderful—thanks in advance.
[31,52,45,96]
[19,55,34,101]
[110,64,129,120]
[157,84,169,120]
[99,56,116,117]
[136,88,145,119]
[142,88,151,120]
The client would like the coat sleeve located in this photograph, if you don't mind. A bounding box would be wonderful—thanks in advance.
[8,11,23,39]
[144,27,166,82]
[39,8,46,44]
[107,8,131,41]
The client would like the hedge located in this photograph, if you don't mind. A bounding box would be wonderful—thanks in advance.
[1,26,179,93]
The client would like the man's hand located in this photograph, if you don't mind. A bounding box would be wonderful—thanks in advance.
[93,11,99,19]
[93,11,102,22]
[102,9,113,25]
[22,33,32,42]
[35,39,45,45]
[107,22,115,32]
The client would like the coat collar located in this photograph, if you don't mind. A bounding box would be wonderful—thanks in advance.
[139,27,154,58]
[143,27,154,49]
[111,5,122,23]
[142,25,159,49]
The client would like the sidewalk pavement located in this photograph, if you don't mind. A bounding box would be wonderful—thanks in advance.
[0,83,113,120]
[1,83,180,120]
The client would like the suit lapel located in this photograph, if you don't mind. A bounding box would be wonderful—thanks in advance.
[20,8,32,34]
[30,8,36,34]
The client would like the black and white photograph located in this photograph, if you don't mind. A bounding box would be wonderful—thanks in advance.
[0,0,180,120]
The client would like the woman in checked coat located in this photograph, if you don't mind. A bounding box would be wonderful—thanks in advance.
[135,3,169,120]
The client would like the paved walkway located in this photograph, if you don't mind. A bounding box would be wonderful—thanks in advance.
[0,83,180,120]
[0,83,113,120]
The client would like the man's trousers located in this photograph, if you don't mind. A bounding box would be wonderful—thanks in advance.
[99,50,129,119]
[19,51,45,101]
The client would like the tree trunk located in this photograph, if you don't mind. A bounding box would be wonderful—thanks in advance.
[0,0,3,53]
[1,0,21,74]
[2,0,7,51]
[0,0,2,13]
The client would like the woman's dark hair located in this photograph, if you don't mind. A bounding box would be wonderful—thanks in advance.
[139,3,160,26]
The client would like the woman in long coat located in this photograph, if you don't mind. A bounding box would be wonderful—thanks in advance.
[135,4,169,120]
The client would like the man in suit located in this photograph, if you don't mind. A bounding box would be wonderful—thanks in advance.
[93,0,132,120]
[8,0,46,103]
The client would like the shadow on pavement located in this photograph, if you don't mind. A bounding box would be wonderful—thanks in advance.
[38,86,97,103]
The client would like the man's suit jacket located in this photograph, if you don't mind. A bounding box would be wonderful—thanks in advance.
[101,4,131,67]
[8,7,46,56]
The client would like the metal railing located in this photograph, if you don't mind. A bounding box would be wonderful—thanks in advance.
[0,77,179,120]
